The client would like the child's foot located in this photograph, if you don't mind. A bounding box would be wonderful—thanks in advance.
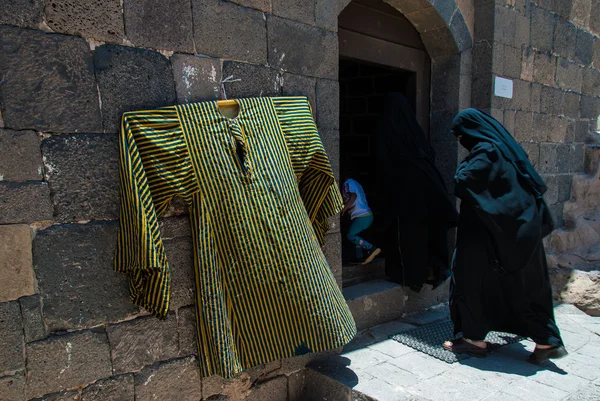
[361,247,381,265]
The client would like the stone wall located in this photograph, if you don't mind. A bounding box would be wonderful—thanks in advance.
[0,0,342,400]
[472,0,600,227]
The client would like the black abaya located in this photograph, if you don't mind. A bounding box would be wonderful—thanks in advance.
[450,109,563,346]
[375,93,458,289]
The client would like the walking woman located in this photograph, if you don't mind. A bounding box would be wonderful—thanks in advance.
[443,109,567,364]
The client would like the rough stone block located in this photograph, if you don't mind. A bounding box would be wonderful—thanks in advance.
[580,95,600,118]
[503,110,516,134]
[494,4,516,46]
[202,371,252,400]
[227,0,271,12]
[590,0,600,34]
[553,18,577,60]
[45,0,124,42]
[543,175,559,204]
[564,92,581,118]
[107,315,179,374]
[282,73,316,107]
[193,0,267,64]
[272,0,314,25]
[515,13,530,46]
[41,134,119,223]
[343,279,405,331]
[0,0,44,29]
[124,0,193,52]
[405,7,447,33]
[33,222,138,331]
[221,61,280,98]
[0,26,102,132]
[521,46,535,82]
[539,143,570,174]
[288,370,305,401]
[0,373,25,401]
[0,182,53,224]
[533,113,551,142]
[530,5,555,52]
[520,142,540,168]
[26,329,112,399]
[556,58,583,92]
[533,51,556,86]
[594,37,600,69]
[0,225,35,303]
[421,27,459,57]
[575,29,594,65]
[320,129,339,180]
[575,119,591,142]
[81,374,134,401]
[160,216,192,239]
[323,232,342,277]
[510,79,531,111]
[582,67,600,97]
[94,45,176,133]
[503,45,522,79]
[547,115,570,142]
[540,85,564,116]
[164,238,194,311]
[513,111,534,142]
[20,296,47,344]
[0,129,42,181]
[531,82,542,112]
[268,15,338,79]
[570,143,585,173]
[0,301,24,375]
[177,306,196,356]
[431,55,461,111]
[315,0,347,31]
[316,79,339,130]
[172,55,220,104]
[246,376,288,401]
[134,357,201,401]
[557,175,573,202]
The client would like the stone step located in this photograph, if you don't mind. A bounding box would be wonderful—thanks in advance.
[342,258,387,287]
[343,279,406,331]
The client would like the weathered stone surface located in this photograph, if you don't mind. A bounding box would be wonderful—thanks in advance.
[0,129,42,181]
[202,371,252,400]
[575,29,594,65]
[343,279,405,331]
[510,79,531,111]
[172,55,221,104]
[494,4,516,46]
[282,73,316,107]
[26,329,112,399]
[421,27,459,57]
[544,175,560,205]
[164,238,194,311]
[29,390,81,401]
[0,225,35,302]
[160,216,192,239]
[431,55,461,111]
[20,296,47,343]
[268,15,338,79]
[553,18,577,60]
[288,370,305,401]
[177,306,196,356]
[502,45,522,79]
[594,37,600,69]
[107,315,179,374]
[521,46,535,82]
[0,301,24,375]
[315,0,350,31]
[521,143,540,169]
[580,95,600,119]
[135,357,202,401]
[405,7,447,33]
[193,0,267,64]
[0,182,53,224]
[582,67,600,97]
[320,129,339,180]
[540,85,564,116]
[0,373,25,401]
[0,0,44,29]
[95,45,176,133]
[533,51,556,86]
[547,115,570,142]
[246,376,287,401]
[515,12,530,46]
[41,134,119,222]
[81,374,134,401]
[45,0,124,42]
[556,270,600,316]
[564,92,581,118]
[33,222,138,331]
[531,5,555,52]
[273,0,314,25]
[0,26,102,132]
[124,0,193,52]
[556,58,583,92]
[540,143,570,174]
[570,143,586,173]
[228,0,271,12]
[221,61,280,98]
[591,0,600,35]
[513,111,533,142]
[316,79,339,130]
[323,232,342,278]
[575,119,591,142]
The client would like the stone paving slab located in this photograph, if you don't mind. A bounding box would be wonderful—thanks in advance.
[310,304,600,401]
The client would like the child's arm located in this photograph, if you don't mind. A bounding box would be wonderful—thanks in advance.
[341,193,357,215]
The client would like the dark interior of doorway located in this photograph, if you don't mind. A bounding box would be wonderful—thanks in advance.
[339,57,418,265]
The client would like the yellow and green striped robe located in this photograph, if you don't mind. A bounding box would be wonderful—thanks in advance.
[114,96,356,378]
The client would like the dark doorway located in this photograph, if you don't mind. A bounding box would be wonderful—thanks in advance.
[339,59,418,267]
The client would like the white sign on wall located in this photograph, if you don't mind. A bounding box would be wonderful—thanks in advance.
[494,76,513,99]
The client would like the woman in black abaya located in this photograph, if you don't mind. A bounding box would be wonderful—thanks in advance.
[375,93,458,292]
[443,109,566,364]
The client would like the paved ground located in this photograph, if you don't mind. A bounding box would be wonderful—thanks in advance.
[315,304,600,401]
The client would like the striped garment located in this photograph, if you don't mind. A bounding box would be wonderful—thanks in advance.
[114,96,357,378]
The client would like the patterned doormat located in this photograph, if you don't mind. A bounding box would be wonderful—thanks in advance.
[390,319,524,363]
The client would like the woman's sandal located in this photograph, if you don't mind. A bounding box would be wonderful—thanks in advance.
[443,338,489,358]
[527,345,568,365]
